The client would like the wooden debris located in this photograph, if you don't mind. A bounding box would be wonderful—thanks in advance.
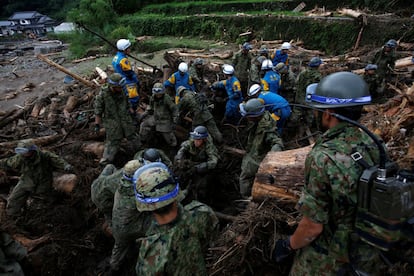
[82,142,105,157]
[13,233,51,252]
[53,173,78,194]
[135,35,153,43]
[37,54,97,88]
[292,2,306,12]
[0,135,63,150]
[337,8,365,19]
[63,96,78,119]
[353,56,414,74]
[167,50,233,60]
[222,145,246,157]
[252,145,313,202]
[95,67,107,80]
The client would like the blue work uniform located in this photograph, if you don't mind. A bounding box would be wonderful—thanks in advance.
[112,51,140,110]
[261,70,281,94]
[164,72,195,104]
[258,91,291,134]
[213,76,243,124]
[271,49,289,66]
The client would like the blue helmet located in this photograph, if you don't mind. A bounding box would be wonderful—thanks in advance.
[190,126,209,139]
[242,42,253,50]
[385,39,397,48]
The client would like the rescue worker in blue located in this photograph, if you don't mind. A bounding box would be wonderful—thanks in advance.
[211,64,243,124]
[112,39,140,112]
[261,59,281,94]
[271,42,291,66]
[247,84,291,134]
[164,62,195,104]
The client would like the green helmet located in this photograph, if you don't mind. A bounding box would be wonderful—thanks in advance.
[239,98,265,117]
[308,71,371,109]
[15,139,37,154]
[108,73,125,87]
[274,62,287,73]
[134,162,180,212]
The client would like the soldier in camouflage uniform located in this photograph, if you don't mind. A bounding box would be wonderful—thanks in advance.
[133,148,172,168]
[110,160,152,272]
[94,73,140,165]
[139,83,178,150]
[189,58,208,92]
[371,39,397,81]
[90,164,119,229]
[233,42,254,97]
[0,229,27,275]
[293,57,323,138]
[363,64,382,101]
[134,162,218,275]
[176,86,223,144]
[273,72,386,275]
[0,140,72,217]
[238,99,284,197]
[248,56,265,89]
[274,62,296,103]
[174,126,219,203]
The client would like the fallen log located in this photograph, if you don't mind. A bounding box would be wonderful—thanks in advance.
[63,95,78,119]
[37,54,96,88]
[353,56,414,75]
[337,8,365,19]
[168,50,233,60]
[0,103,34,129]
[0,135,63,150]
[252,145,312,202]
[82,141,105,157]
[95,67,107,80]
[72,56,97,64]
[13,233,51,252]
[222,145,246,157]
[322,56,360,63]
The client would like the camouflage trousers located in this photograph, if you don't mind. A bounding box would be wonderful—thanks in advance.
[110,189,150,270]
[90,164,117,227]
[139,116,177,147]
[6,176,52,216]
[239,155,260,197]
[102,134,141,165]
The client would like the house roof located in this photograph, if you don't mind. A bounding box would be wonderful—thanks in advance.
[38,16,54,24]
[0,21,12,27]
[9,11,43,20]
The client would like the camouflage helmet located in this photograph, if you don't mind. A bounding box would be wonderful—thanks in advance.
[152,83,165,94]
[307,71,370,109]
[255,56,266,65]
[108,73,126,87]
[364,64,378,71]
[242,42,253,50]
[385,39,397,48]
[15,139,38,155]
[239,98,265,117]
[176,86,187,96]
[143,148,161,164]
[123,160,141,181]
[134,162,180,212]
[274,62,287,73]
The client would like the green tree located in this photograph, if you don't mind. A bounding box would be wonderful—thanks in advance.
[68,0,116,31]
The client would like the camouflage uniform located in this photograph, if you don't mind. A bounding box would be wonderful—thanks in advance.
[291,122,385,275]
[248,59,262,88]
[178,90,223,144]
[110,177,151,270]
[189,64,205,92]
[135,201,219,276]
[0,231,27,276]
[90,164,119,227]
[174,136,219,201]
[279,69,296,103]
[239,111,284,196]
[233,51,253,97]
[0,149,70,216]
[94,85,140,163]
[363,72,382,99]
[139,93,178,147]
[372,47,396,81]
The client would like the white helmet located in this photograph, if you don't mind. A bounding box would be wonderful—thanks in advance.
[116,39,131,51]
[281,42,291,50]
[222,64,234,75]
[178,62,188,73]
[261,59,273,70]
[248,84,261,97]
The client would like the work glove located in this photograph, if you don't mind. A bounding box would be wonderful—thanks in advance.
[194,162,208,174]
[272,237,294,263]
[94,124,100,133]
[64,164,73,172]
